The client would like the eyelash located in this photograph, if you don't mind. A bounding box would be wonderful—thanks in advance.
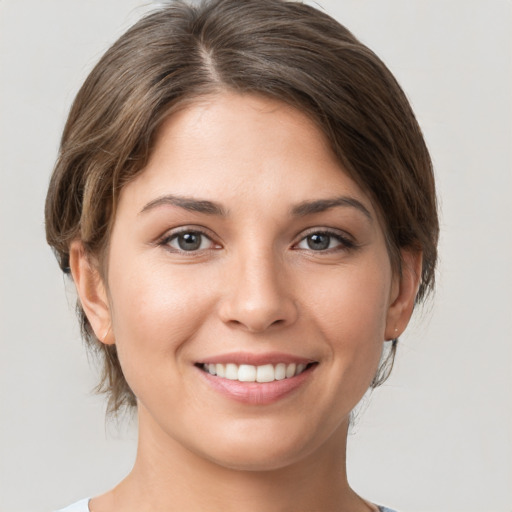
[159,228,219,254]
[294,229,356,253]
[157,228,356,254]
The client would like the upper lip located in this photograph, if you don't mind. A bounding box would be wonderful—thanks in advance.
[196,351,316,366]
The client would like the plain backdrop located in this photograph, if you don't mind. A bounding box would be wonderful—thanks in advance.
[1,1,511,511]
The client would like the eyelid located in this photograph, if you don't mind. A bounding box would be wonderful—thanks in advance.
[155,225,356,254]
[158,226,222,252]
[292,227,357,251]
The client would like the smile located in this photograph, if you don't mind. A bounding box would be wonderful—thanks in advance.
[200,362,310,382]
[196,356,318,405]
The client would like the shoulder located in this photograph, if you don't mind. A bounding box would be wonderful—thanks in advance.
[54,498,90,512]
[54,497,396,512]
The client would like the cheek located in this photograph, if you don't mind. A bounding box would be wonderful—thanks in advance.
[106,258,216,390]
[309,257,391,326]
[305,259,392,380]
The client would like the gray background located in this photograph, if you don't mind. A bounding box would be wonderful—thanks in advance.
[1,1,511,511]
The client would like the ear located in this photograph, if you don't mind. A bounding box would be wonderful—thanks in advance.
[384,249,423,340]
[69,240,114,345]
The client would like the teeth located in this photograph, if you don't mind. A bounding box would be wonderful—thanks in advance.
[238,364,256,382]
[285,363,296,378]
[296,363,306,374]
[203,362,310,382]
[216,364,225,378]
[275,363,286,381]
[225,363,238,380]
[256,364,274,383]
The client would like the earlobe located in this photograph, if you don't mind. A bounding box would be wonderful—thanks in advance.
[69,241,114,345]
[385,250,423,340]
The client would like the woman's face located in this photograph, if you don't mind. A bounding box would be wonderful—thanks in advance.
[85,92,412,470]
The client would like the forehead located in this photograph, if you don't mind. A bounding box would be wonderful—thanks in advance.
[153,92,335,167]
[131,93,368,200]
[109,93,383,241]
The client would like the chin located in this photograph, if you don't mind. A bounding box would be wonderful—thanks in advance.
[188,416,344,473]
[203,443,312,472]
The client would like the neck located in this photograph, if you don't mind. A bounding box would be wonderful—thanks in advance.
[93,407,373,512]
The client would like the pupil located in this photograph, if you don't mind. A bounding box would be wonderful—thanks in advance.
[308,233,329,250]
[178,233,201,251]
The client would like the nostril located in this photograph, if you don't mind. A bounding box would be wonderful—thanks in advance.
[218,287,299,333]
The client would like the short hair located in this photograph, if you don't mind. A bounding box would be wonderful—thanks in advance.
[45,0,439,415]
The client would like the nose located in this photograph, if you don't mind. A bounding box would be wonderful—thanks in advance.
[218,251,299,333]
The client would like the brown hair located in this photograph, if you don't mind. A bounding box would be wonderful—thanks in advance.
[45,0,439,414]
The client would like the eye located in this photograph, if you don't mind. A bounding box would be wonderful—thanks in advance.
[164,230,216,252]
[296,231,353,251]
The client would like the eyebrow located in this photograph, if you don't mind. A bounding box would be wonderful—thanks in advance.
[139,193,372,221]
[139,194,227,216]
[291,196,373,221]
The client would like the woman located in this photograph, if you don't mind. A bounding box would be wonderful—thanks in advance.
[46,0,438,510]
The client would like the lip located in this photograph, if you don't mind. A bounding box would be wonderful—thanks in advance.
[196,353,318,405]
[197,351,314,366]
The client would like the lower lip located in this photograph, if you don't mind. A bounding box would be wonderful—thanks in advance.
[197,365,316,405]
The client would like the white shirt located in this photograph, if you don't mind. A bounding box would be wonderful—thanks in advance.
[55,497,398,512]
[55,498,90,512]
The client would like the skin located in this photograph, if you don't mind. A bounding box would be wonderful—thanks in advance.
[70,92,421,512]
